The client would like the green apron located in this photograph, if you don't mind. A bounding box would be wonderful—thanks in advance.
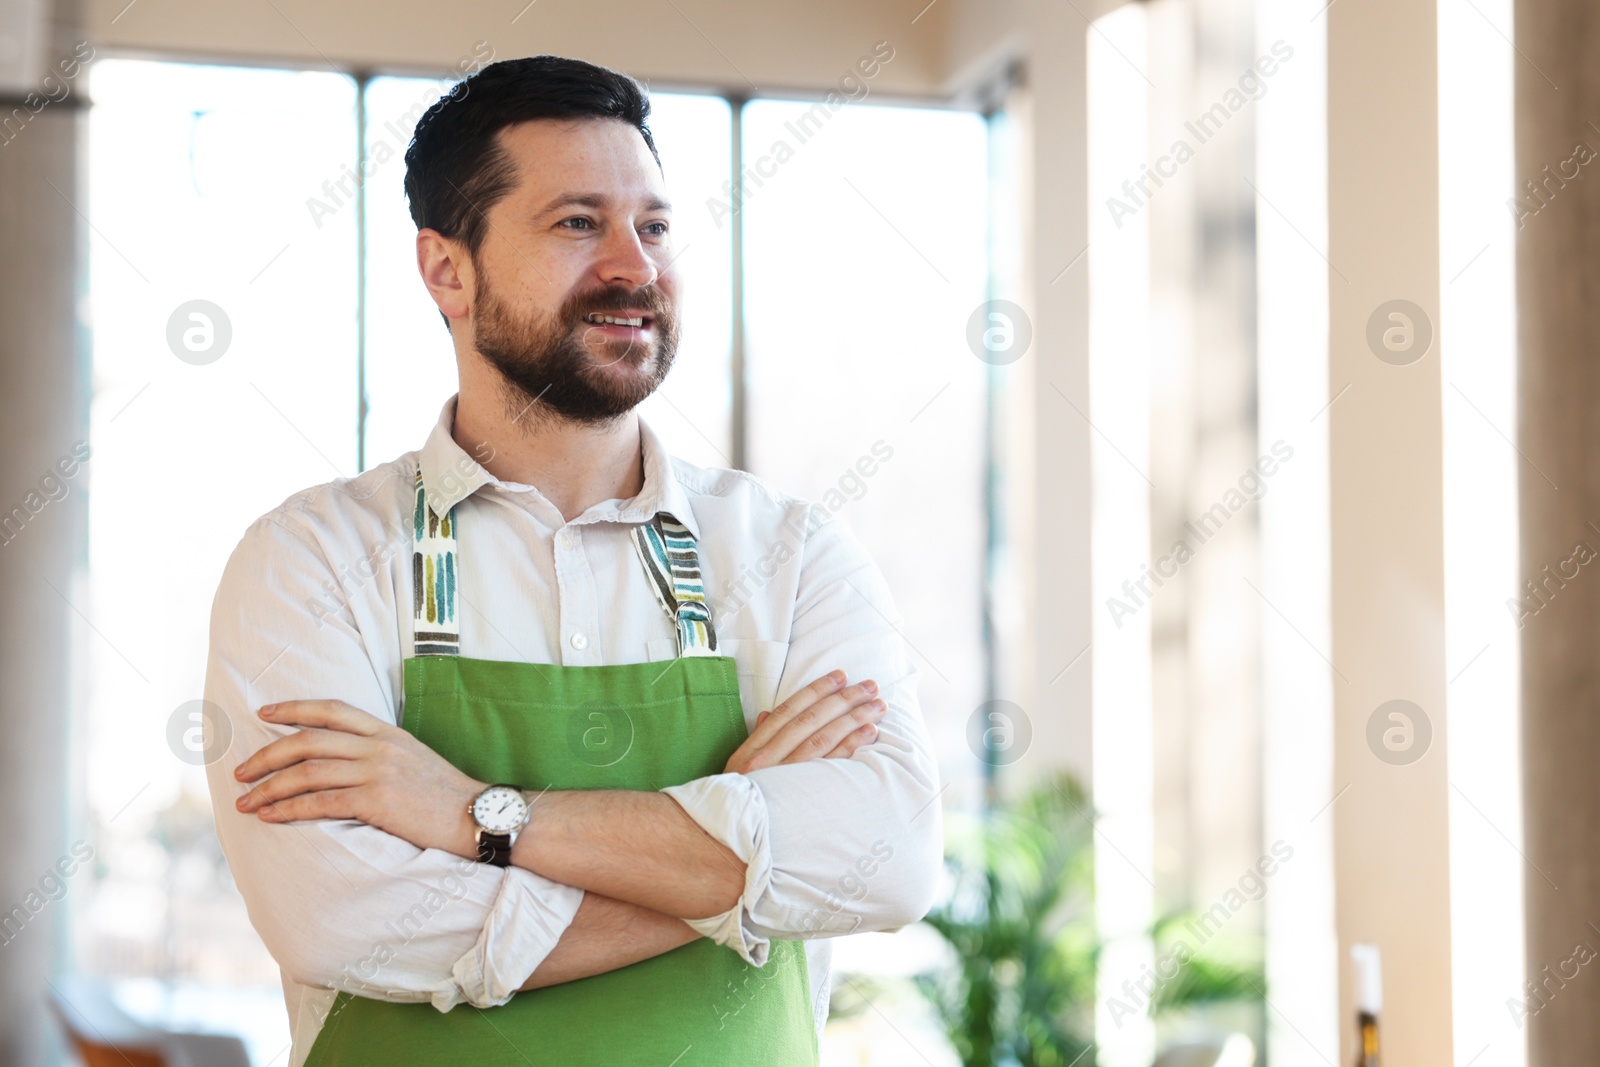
[302,468,817,1065]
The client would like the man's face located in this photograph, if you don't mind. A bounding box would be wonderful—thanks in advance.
[467,117,680,424]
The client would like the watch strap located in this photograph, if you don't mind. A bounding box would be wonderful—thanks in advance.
[476,830,513,867]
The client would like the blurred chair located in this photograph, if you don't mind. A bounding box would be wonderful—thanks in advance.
[48,976,252,1067]
[1152,1033,1256,1067]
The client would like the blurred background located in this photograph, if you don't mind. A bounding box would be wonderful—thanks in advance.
[2,0,1596,1064]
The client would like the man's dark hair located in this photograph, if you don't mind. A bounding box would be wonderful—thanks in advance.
[404,55,661,266]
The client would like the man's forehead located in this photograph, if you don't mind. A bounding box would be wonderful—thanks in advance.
[495,117,665,205]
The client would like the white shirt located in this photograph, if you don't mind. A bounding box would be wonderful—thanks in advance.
[202,397,944,1066]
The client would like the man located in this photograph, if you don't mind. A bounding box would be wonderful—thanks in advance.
[203,54,942,1067]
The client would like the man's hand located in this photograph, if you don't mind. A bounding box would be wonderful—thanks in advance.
[723,669,884,774]
[233,700,483,858]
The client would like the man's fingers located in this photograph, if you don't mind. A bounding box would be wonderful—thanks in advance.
[762,683,880,764]
[780,699,885,765]
[258,699,384,737]
[235,728,366,783]
[255,786,367,824]
[724,670,885,773]
[753,670,848,741]
[824,721,879,759]
[236,758,365,813]
[726,672,847,771]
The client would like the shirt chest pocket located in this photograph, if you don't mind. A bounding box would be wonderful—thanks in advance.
[644,637,790,727]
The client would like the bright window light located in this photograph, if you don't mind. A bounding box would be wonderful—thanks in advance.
[1439,0,1524,1063]
[742,98,989,782]
[1254,2,1339,1063]
[1086,6,1157,1065]
[84,57,360,1064]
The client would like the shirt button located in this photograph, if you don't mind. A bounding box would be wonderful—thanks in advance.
[570,632,589,650]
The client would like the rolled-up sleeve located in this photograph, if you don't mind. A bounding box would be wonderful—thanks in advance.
[203,510,583,1009]
[662,505,944,965]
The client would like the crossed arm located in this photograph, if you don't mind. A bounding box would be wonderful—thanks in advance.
[205,504,942,1008]
[232,672,888,988]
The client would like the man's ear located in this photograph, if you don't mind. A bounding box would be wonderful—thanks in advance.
[417,228,473,325]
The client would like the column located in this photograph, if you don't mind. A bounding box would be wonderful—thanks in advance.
[1326,0,1454,1062]
[1515,0,1600,1061]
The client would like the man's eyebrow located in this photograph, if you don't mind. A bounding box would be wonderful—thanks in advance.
[536,192,673,217]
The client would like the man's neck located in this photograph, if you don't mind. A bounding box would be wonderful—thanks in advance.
[452,383,646,524]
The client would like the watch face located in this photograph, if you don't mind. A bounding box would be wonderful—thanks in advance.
[472,785,529,834]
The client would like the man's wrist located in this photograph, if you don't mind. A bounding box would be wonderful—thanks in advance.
[457,779,489,860]
[511,788,556,869]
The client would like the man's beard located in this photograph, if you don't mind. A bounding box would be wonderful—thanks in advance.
[471,266,679,427]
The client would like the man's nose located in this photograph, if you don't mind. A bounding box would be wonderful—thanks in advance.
[595,226,659,291]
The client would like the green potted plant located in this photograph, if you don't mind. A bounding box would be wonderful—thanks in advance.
[911,774,1264,1067]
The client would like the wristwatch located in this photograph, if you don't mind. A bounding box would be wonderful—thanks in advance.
[468,784,532,867]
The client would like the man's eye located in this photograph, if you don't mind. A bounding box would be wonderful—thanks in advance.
[560,217,595,230]
[643,221,668,236]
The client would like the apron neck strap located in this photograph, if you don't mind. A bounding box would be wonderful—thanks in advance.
[630,513,719,656]
[410,463,717,658]
[412,465,461,656]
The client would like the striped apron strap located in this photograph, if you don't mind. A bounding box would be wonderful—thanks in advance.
[412,465,460,657]
[630,513,719,656]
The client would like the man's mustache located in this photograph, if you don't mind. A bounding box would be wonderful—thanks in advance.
[561,285,674,325]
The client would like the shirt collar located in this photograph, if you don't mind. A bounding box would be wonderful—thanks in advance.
[418,395,700,539]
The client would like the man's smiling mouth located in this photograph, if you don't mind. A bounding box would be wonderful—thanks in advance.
[584,312,651,328]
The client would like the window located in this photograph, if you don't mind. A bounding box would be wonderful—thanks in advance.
[741,97,990,787]
[84,59,362,1063]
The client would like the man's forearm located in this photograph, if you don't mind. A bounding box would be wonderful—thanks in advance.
[519,891,700,990]
[511,790,744,919]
